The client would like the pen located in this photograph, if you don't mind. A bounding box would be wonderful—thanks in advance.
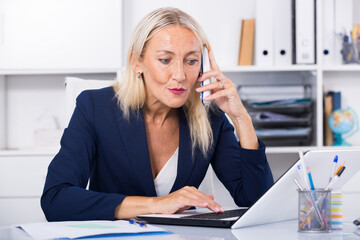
[325,166,346,191]
[298,150,310,190]
[334,161,346,176]
[293,178,304,190]
[329,155,338,183]
[306,167,315,190]
[129,218,147,227]
[296,165,308,190]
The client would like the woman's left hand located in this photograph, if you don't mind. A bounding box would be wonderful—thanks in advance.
[195,50,247,121]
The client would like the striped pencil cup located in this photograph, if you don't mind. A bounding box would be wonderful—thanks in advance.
[331,191,343,230]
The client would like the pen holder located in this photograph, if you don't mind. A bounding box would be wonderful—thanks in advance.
[342,42,360,64]
[298,189,331,232]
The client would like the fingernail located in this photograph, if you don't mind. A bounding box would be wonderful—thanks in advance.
[202,202,208,207]
[215,207,220,212]
[220,207,225,212]
[195,88,201,92]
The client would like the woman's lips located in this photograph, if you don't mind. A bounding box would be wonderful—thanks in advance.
[169,88,185,95]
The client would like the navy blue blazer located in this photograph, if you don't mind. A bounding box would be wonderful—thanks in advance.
[41,87,274,221]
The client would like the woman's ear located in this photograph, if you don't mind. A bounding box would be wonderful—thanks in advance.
[130,50,143,74]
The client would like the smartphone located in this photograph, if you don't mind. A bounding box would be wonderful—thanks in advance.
[200,47,216,106]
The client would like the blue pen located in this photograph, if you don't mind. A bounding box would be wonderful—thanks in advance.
[129,218,147,227]
[306,167,315,190]
[329,155,338,183]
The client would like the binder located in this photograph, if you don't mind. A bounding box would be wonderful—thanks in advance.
[334,0,353,65]
[293,0,316,64]
[322,0,336,65]
[274,0,292,65]
[255,0,274,66]
[238,19,255,66]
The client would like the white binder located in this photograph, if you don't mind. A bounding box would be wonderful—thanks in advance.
[274,0,292,65]
[294,0,315,64]
[322,0,336,65]
[255,0,274,66]
[334,0,353,65]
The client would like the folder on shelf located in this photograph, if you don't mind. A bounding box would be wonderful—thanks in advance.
[238,18,255,66]
[324,93,333,146]
[274,0,292,65]
[292,0,316,64]
[334,0,353,65]
[322,0,336,65]
[255,127,312,146]
[255,0,274,66]
[329,91,341,111]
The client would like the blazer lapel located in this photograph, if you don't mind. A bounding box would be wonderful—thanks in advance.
[170,107,195,192]
[114,108,157,197]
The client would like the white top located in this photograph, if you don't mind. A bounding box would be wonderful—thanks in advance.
[154,147,179,197]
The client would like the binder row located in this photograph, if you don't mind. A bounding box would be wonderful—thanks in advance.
[253,0,315,66]
[245,0,356,66]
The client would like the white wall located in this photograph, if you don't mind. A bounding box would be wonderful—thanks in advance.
[5,73,116,149]
[0,0,122,69]
[0,76,5,149]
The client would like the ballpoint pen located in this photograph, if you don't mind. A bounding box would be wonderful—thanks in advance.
[298,150,310,190]
[333,161,346,176]
[329,155,338,183]
[325,166,346,191]
[129,218,147,227]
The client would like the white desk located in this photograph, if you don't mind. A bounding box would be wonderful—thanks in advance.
[1,220,359,240]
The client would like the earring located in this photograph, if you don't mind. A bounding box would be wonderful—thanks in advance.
[137,72,141,79]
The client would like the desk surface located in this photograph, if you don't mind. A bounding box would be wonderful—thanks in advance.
[1,220,359,240]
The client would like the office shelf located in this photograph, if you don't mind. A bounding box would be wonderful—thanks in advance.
[0,69,120,75]
[221,65,318,73]
[0,149,58,157]
[322,65,360,72]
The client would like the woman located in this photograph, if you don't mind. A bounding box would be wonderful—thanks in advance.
[41,7,273,221]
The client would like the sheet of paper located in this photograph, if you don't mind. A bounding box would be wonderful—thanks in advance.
[18,220,167,239]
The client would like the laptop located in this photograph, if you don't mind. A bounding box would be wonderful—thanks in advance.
[138,149,360,228]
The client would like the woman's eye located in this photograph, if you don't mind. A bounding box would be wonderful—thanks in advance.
[159,59,170,64]
[187,59,198,65]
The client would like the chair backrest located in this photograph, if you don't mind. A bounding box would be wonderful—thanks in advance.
[65,77,117,125]
[198,165,214,195]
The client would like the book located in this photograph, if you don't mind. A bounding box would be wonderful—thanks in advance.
[238,18,255,65]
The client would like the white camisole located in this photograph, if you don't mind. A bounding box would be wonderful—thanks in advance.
[153,147,179,197]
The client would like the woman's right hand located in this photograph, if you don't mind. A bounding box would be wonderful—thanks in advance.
[153,186,224,214]
[114,186,224,219]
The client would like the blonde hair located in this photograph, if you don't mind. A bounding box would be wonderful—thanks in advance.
[114,7,213,156]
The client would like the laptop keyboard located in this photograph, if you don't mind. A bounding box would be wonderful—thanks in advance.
[181,209,247,220]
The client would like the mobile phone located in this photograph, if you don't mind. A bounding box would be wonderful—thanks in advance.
[200,47,216,106]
